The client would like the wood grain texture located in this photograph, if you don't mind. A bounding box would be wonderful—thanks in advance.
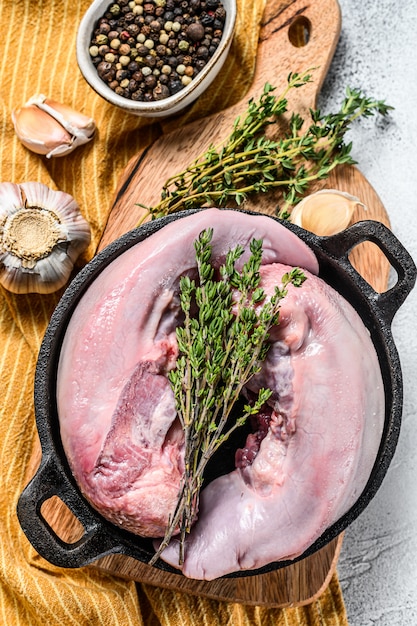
[28,0,392,609]
[93,535,343,608]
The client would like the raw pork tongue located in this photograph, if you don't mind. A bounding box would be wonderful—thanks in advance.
[57,209,319,539]
[159,263,385,580]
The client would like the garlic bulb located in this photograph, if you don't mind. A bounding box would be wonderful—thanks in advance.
[11,95,95,158]
[0,182,91,294]
[290,189,366,236]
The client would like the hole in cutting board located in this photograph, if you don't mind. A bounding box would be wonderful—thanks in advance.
[288,16,311,47]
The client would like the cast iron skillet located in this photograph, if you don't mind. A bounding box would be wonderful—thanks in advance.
[17,209,416,578]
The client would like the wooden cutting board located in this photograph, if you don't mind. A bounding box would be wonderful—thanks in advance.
[30,0,392,609]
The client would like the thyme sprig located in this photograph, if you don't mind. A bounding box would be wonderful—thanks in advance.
[138,71,392,222]
[149,228,306,566]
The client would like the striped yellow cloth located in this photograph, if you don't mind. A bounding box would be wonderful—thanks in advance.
[0,0,349,624]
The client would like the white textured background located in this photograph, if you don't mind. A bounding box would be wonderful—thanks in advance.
[318,1,417,624]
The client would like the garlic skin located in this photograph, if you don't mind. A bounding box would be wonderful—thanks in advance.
[290,189,366,236]
[11,95,95,158]
[0,182,91,294]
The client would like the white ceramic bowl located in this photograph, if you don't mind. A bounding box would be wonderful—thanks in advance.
[76,0,236,117]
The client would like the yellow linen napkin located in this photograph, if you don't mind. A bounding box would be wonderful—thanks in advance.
[0,0,349,623]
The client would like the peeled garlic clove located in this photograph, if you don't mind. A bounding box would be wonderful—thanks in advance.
[11,94,95,158]
[0,181,91,294]
[290,189,366,236]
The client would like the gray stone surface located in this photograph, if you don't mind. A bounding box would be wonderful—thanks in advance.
[317,1,417,624]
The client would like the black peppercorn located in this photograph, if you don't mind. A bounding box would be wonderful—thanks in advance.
[156,44,167,56]
[98,44,110,56]
[200,13,214,27]
[115,68,129,81]
[144,74,157,89]
[195,58,206,71]
[169,78,183,94]
[187,21,205,41]
[153,83,171,100]
[127,23,140,36]
[132,70,144,82]
[136,44,149,56]
[97,61,116,82]
[127,60,139,72]
[196,45,209,59]
[131,90,144,100]
[189,0,201,10]
[215,6,226,20]
[99,22,111,35]
[145,54,156,67]
[127,79,138,92]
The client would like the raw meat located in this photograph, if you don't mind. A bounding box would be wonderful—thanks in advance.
[56,208,384,580]
[57,209,318,537]
[159,262,385,578]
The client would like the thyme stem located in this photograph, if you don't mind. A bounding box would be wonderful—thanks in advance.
[149,229,306,567]
[137,71,392,223]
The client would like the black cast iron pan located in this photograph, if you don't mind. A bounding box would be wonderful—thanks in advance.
[17,209,416,578]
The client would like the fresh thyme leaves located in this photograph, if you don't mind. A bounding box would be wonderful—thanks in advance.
[138,70,392,223]
[149,228,306,566]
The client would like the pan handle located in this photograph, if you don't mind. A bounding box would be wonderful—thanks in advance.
[17,454,119,568]
[318,220,416,325]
